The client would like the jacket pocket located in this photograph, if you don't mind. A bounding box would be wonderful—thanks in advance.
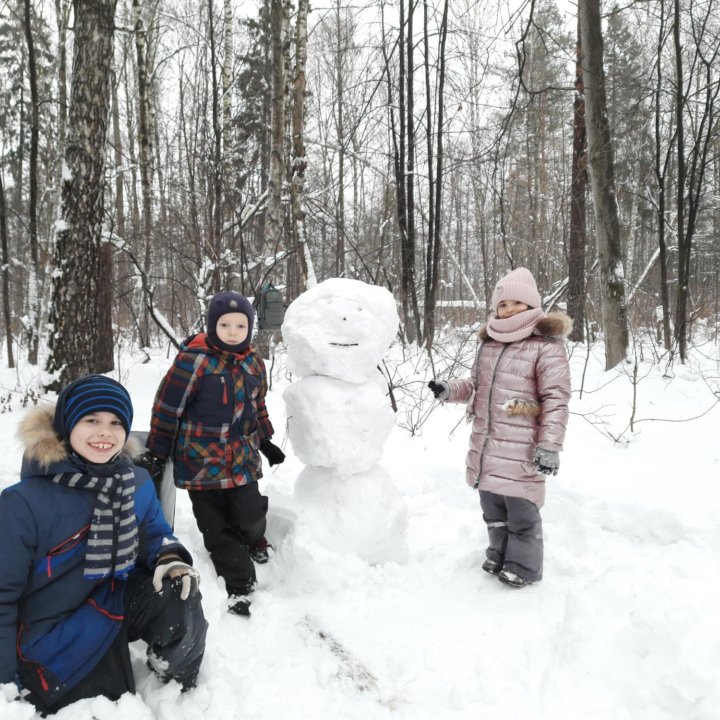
[37,524,91,578]
[186,373,234,425]
[177,429,228,486]
[231,430,261,482]
[18,583,124,703]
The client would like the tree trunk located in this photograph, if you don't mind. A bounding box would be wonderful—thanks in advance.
[579,0,628,369]
[46,0,118,388]
[654,0,672,351]
[23,0,40,365]
[208,0,223,293]
[404,0,421,343]
[334,0,345,278]
[133,0,154,345]
[265,0,286,265]
[290,0,314,288]
[111,67,126,241]
[672,0,688,360]
[384,0,411,338]
[422,0,449,351]
[0,172,14,368]
[567,15,587,343]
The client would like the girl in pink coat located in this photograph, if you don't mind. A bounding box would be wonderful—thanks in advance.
[429,267,571,588]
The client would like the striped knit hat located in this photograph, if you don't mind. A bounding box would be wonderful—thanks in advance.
[53,375,134,441]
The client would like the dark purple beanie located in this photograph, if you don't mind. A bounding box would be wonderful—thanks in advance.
[207,291,254,352]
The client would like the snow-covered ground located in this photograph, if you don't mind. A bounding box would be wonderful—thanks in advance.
[1,333,719,720]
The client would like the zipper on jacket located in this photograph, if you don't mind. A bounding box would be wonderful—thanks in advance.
[16,624,49,692]
[46,524,91,577]
[475,344,509,488]
[221,375,228,404]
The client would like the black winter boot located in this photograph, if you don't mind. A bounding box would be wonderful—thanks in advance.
[249,536,273,564]
[228,595,252,616]
[482,558,502,576]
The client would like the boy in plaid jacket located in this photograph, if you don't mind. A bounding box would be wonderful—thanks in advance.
[140,292,285,617]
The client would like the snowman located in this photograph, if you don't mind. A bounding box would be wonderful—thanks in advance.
[281,278,408,565]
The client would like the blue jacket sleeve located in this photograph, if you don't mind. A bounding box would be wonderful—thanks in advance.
[134,469,192,568]
[0,489,36,684]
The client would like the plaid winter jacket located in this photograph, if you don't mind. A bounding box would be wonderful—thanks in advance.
[147,333,274,490]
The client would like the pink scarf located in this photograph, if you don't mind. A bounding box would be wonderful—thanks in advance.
[487,307,544,343]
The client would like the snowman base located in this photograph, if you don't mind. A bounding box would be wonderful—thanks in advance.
[294,465,408,565]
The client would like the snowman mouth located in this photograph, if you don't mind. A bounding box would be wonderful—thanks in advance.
[329,342,359,347]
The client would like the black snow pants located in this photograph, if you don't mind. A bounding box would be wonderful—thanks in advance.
[28,569,208,715]
[480,490,544,582]
[188,482,268,596]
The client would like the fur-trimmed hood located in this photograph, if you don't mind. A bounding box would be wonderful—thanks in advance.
[478,311,573,342]
[18,404,143,470]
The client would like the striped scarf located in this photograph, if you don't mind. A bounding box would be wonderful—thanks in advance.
[51,465,139,580]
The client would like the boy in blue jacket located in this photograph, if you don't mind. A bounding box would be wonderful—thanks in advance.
[0,375,207,714]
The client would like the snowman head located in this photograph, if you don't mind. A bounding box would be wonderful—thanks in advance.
[282,278,399,383]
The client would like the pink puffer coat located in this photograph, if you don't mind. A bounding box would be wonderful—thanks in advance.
[447,312,572,507]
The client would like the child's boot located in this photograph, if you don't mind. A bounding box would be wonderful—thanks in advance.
[498,569,536,588]
[228,594,252,616]
[249,536,273,564]
[481,558,502,576]
[227,583,254,616]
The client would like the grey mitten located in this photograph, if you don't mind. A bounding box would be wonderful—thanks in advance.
[428,380,450,400]
[533,447,560,476]
[153,557,201,601]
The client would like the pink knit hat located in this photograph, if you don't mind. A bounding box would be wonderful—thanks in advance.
[491,267,541,311]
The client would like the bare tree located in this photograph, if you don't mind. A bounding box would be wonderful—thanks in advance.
[23,0,40,365]
[422,0,449,351]
[0,170,13,368]
[266,0,287,276]
[290,0,314,287]
[672,0,720,360]
[567,14,587,343]
[580,0,628,369]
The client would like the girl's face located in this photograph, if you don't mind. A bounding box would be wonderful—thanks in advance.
[497,299,529,319]
[215,312,249,345]
[69,411,127,463]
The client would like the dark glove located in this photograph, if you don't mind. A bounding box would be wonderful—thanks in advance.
[259,438,285,466]
[136,450,166,483]
[428,380,450,400]
[153,556,200,601]
[533,447,560,476]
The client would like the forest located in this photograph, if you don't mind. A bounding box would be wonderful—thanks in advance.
[1,0,719,386]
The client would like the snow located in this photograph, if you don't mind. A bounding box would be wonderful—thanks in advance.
[1,334,719,720]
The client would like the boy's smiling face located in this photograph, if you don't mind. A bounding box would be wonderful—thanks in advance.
[69,411,127,463]
[215,312,249,346]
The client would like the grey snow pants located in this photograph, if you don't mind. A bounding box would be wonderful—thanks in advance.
[479,490,543,582]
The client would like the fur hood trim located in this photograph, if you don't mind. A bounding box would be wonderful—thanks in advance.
[479,311,572,341]
[18,404,142,469]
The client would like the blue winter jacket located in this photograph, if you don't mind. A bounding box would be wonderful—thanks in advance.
[0,405,190,705]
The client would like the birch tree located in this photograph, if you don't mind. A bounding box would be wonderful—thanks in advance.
[46,0,118,387]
